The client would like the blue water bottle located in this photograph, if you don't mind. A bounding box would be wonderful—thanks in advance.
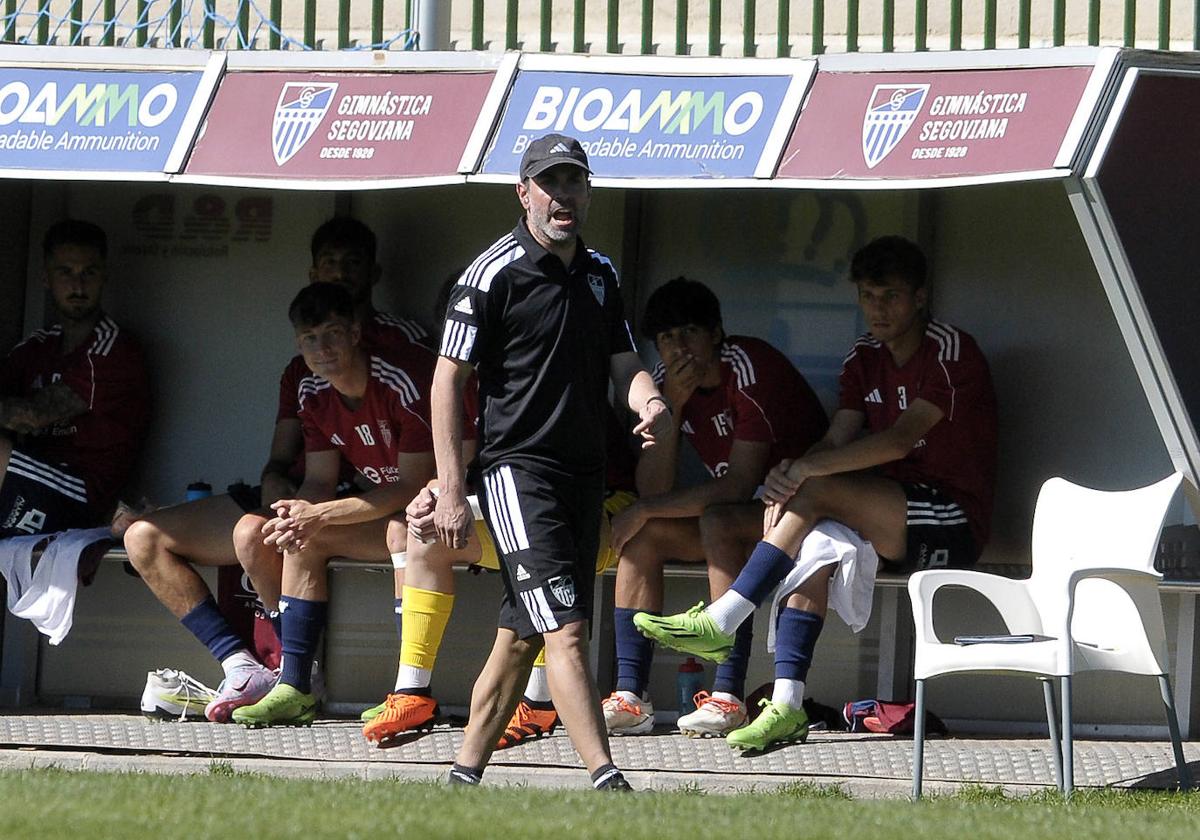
[677,657,705,714]
[186,481,212,502]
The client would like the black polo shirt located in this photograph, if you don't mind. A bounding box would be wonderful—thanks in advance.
[440,218,636,475]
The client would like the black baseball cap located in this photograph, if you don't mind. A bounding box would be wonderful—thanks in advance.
[519,133,592,180]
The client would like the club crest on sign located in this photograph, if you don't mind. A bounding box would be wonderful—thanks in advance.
[548,575,576,608]
[272,82,338,166]
[587,274,605,306]
[861,84,930,169]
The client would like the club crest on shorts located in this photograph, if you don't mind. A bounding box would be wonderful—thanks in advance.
[587,274,606,306]
[272,82,338,166]
[861,84,930,169]
[547,575,576,608]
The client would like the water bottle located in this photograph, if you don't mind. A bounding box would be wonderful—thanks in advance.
[677,657,705,714]
[186,481,212,502]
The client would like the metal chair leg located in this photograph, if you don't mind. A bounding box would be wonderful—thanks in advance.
[1158,674,1193,792]
[1061,676,1074,797]
[912,678,926,800]
[1041,677,1063,792]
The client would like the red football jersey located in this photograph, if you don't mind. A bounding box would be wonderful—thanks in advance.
[0,315,150,515]
[838,320,998,546]
[298,344,435,486]
[276,311,425,424]
[654,335,828,480]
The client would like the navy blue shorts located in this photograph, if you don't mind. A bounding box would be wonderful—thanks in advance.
[0,447,93,537]
[880,482,979,573]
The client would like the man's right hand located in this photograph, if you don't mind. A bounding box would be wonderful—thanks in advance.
[433,487,473,550]
[660,351,701,412]
[406,485,439,543]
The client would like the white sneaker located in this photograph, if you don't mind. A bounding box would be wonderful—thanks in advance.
[677,691,747,737]
[140,668,219,721]
[602,692,655,735]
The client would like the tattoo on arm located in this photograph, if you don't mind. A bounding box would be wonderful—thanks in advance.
[0,384,88,433]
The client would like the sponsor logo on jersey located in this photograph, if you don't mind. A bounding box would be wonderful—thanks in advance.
[272,82,338,166]
[862,84,930,169]
[587,273,606,306]
[516,564,531,582]
[548,575,576,608]
[453,297,474,315]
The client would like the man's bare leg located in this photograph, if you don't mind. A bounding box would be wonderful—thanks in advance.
[125,496,278,720]
[453,628,541,777]
[543,619,612,772]
[233,519,389,727]
[609,518,706,731]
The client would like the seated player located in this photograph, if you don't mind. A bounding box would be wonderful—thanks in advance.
[231,282,436,727]
[636,236,998,751]
[1,219,149,538]
[123,218,426,722]
[604,277,827,737]
[362,405,637,747]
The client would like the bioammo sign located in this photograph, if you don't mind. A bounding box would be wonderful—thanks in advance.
[480,69,802,180]
[0,68,204,173]
[184,71,495,183]
[778,66,1096,181]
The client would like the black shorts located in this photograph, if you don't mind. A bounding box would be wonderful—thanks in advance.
[479,463,604,640]
[0,447,93,537]
[880,482,979,574]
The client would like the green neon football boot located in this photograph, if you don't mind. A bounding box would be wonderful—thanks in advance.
[633,602,735,663]
[726,700,810,752]
[231,683,317,728]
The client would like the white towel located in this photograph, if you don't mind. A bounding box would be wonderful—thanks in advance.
[765,519,879,652]
[0,527,111,645]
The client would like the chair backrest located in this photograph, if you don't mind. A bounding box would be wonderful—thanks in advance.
[1028,473,1182,675]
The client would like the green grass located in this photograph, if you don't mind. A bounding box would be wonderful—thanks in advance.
[0,766,1197,839]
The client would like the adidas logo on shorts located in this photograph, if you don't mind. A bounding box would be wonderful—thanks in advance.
[516,564,530,581]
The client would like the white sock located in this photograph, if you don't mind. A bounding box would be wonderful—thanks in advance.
[523,665,551,702]
[220,649,259,678]
[711,690,743,708]
[395,664,431,692]
[705,590,756,635]
[771,678,805,710]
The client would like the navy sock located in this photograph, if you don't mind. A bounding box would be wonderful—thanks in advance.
[180,596,245,663]
[731,541,796,606]
[712,621,754,698]
[774,607,825,681]
[615,607,657,695]
[278,596,327,693]
[393,597,404,642]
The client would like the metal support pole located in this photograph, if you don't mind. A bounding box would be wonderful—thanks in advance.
[417,0,451,49]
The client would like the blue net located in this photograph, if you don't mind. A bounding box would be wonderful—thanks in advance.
[0,1,418,50]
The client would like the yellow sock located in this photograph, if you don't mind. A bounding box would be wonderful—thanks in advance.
[400,586,455,671]
[533,649,547,668]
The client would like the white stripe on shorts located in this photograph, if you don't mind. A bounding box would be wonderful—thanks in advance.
[8,451,89,503]
[906,498,968,527]
[520,587,560,634]
[485,465,530,555]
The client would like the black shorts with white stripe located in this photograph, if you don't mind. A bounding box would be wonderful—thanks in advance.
[479,462,604,640]
[0,447,93,537]
[880,481,979,574]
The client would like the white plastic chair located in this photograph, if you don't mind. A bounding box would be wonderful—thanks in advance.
[908,473,1192,798]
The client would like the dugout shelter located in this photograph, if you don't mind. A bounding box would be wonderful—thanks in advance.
[1,43,1198,740]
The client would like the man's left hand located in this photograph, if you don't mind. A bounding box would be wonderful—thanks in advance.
[609,501,650,555]
[262,499,326,552]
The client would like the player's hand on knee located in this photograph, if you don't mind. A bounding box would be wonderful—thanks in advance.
[433,490,472,550]
[762,459,800,506]
[763,500,784,534]
[406,487,438,543]
[610,503,648,554]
